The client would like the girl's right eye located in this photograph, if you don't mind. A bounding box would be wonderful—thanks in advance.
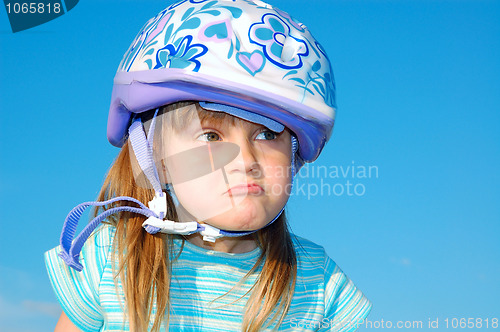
[197,132,221,142]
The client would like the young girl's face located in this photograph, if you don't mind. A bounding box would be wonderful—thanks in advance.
[159,106,292,232]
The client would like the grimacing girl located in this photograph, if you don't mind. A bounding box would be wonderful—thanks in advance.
[45,1,372,331]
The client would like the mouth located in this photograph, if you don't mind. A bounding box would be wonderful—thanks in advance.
[225,183,264,196]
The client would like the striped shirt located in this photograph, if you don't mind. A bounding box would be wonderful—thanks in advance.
[45,225,371,331]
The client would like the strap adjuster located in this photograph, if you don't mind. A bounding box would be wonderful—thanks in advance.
[148,192,167,218]
[200,224,223,243]
[142,217,198,235]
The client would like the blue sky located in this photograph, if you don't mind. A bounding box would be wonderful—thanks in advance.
[1,0,499,331]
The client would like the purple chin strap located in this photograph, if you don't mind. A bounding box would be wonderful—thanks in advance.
[59,106,299,271]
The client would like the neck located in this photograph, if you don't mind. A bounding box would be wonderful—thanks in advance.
[185,232,258,253]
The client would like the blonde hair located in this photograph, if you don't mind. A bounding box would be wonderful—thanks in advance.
[94,102,297,331]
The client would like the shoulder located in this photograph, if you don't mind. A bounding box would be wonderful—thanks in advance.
[290,233,366,292]
[291,234,329,269]
[290,234,351,279]
[45,223,116,273]
[44,222,117,288]
[290,234,372,328]
[291,234,326,252]
[290,234,334,292]
[44,224,117,332]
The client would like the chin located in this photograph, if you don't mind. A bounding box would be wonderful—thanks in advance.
[203,202,273,232]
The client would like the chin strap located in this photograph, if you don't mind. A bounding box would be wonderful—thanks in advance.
[142,191,285,242]
[59,111,298,270]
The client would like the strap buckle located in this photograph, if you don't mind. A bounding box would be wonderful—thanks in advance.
[142,216,198,235]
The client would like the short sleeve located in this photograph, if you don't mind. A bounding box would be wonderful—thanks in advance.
[321,256,372,332]
[44,225,115,332]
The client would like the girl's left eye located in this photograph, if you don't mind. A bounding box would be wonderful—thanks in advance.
[197,132,220,142]
[256,130,277,140]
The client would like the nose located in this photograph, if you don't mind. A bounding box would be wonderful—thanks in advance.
[226,136,261,176]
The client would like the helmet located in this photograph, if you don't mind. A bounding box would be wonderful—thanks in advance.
[108,0,336,164]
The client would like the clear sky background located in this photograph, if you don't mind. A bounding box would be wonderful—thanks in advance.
[1,0,499,331]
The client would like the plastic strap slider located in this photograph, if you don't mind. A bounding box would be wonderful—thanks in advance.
[200,224,223,243]
[148,192,167,219]
[142,217,198,235]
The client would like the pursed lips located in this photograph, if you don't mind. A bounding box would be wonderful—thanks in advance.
[225,183,264,196]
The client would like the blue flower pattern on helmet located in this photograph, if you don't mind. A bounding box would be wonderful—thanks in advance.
[249,14,308,69]
[283,59,335,108]
[117,0,335,109]
[312,40,336,107]
[122,1,244,72]
[154,35,208,71]
[119,9,172,72]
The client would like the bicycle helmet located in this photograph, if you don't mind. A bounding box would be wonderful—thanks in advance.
[108,0,336,164]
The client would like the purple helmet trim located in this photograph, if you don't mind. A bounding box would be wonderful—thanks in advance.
[108,69,334,162]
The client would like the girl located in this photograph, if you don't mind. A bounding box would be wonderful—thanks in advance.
[45,0,372,331]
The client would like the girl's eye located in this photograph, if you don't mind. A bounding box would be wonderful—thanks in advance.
[256,130,277,140]
[197,132,220,142]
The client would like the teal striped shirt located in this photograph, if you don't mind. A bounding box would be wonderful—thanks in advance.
[45,225,371,331]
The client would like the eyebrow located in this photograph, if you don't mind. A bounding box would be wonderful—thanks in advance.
[199,112,236,127]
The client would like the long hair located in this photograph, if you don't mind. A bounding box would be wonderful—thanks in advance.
[94,102,297,331]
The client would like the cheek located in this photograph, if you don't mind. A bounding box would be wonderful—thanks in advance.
[262,156,293,199]
[171,170,247,221]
